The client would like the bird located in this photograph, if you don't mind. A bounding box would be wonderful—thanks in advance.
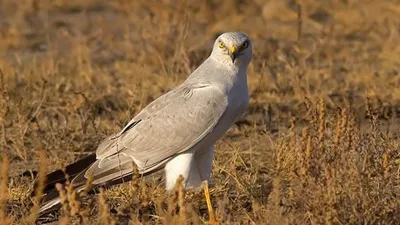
[34,31,253,224]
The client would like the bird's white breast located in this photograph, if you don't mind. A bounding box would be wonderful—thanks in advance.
[164,72,249,190]
[200,72,249,149]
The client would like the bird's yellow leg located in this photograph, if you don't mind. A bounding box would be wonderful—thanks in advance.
[202,180,217,224]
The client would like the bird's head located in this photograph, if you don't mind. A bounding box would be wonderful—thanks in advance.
[211,32,252,67]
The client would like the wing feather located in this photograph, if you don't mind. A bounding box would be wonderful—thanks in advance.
[92,83,227,175]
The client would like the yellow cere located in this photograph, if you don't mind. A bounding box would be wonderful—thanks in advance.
[230,45,237,53]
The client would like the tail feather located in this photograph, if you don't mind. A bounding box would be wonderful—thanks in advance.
[35,153,165,215]
[38,168,136,214]
[34,154,97,214]
[35,154,97,196]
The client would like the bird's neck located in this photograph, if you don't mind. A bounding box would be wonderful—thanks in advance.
[185,57,248,88]
[207,58,248,92]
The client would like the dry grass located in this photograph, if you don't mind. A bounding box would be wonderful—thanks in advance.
[1,0,400,224]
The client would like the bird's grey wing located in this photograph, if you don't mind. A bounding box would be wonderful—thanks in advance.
[88,83,228,178]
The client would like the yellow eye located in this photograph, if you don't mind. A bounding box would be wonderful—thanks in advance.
[241,41,249,49]
[218,41,225,48]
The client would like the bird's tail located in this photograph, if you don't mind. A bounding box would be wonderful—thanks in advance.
[33,153,165,215]
[34,154,143,215]
[38,154,97,195]
[33,153,97,214]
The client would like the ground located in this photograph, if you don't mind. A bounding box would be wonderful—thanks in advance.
[0,0,399,224]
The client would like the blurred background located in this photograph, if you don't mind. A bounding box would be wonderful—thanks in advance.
[1,0,400,121]
[1,0,400,124]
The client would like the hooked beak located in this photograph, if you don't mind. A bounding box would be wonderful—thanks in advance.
[230,45,238,63]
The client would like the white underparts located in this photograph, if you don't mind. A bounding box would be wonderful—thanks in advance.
[164,146,214,190]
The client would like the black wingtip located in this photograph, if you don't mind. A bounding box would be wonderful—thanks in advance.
[32,153,97,197]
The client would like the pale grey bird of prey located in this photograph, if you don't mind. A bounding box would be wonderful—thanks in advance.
[35,31,253,223]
